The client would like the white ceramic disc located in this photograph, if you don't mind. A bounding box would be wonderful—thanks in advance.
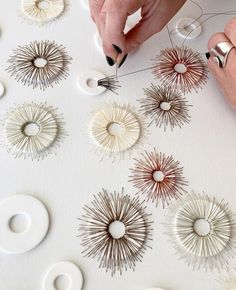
[77,70,106,96]
[0,81,5,98]
[175,17,202,40]
[0,195,49,254]
[43,261,83,290]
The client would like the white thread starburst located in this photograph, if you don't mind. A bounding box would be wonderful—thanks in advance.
[216,269,236,290]
[20,0,69,25]
[89,102,148,161]
[165,193,236,272]
[1,102,67,160]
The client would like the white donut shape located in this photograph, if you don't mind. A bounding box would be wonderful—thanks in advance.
[77,70,106,96]
[0,195,49,254]
[43,261,83,290]
[0,81,5,98]
[175,18,202,40]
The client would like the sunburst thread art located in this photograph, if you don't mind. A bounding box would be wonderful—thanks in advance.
[7,40,72,90]
[20,0,69,25]
[78,188,153,276]
[138,84,191,130]
[0,102,67,160]
[152,46,208,94]
[165,192,236,272]
[129,148,188,208]
[216,268,236,290]
[89,102,148,161]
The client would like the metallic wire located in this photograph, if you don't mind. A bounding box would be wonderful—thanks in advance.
[152,46,208,95]
[78,188,153,275]
[138,84,191,130]
[129,148,188,208]
[7,40,72,90]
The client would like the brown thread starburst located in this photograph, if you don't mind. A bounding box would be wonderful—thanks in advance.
[7,40,72,90]
[138,84,191,130]
[152,46,208,94]
[129,149,188,208]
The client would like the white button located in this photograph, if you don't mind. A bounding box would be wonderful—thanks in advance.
[77,70,106,96]
[175,18,202,40]
[0,81,5,98]
[0,195,49,254]
[43,261,83,290]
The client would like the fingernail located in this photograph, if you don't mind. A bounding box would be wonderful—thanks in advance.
[112,44,122,54]
[106,56,115,66]
[205,52,211,59]
[118,54,128,68]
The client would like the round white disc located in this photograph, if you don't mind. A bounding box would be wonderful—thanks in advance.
[43,261,83,290]
[0,194,49,254]
[175,18,202,40]
[0,81,5,98]
[77,70,106,96]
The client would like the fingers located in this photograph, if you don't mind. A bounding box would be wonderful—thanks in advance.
[101,0,128,61]
[224,17,236,47]
[124,0,186,55]
[207,28,236,110]
[89,0,105,50]
[207,32,228,78]
[124,15,164,54]
[88,0,104,22]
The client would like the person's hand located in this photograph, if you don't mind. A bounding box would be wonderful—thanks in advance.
[89,0,186,67]
[207,17,236,110]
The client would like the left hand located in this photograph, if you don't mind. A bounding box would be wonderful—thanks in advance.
[207,17,236,110]
[88,0,186,66]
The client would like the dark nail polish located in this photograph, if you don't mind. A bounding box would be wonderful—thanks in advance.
[106,56,115,66]
[112,44,122,54]
[118,54,128,68]
[205,52,211,59]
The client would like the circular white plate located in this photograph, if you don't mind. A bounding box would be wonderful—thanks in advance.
[0,81,5,98]
[43,261,83,290]
[77,70,106,96]
[0,194,49,254]
[175,17,202,40]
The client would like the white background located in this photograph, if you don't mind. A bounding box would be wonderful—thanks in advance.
[0,0,236,289]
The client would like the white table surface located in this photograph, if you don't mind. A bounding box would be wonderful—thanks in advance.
[0,0,236,289]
